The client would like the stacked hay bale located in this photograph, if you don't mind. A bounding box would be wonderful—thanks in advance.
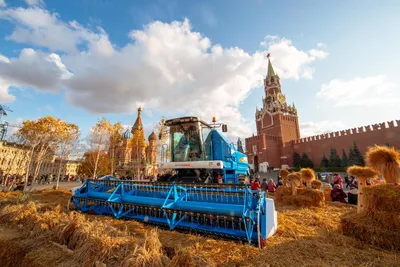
[275,169,291,202]
[276,170,325,208]
[280,169,289,187]
[341,145,400,251]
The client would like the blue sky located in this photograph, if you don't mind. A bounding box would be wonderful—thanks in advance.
[0,0,399,142]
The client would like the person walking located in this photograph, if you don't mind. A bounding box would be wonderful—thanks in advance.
[267,179,277,193]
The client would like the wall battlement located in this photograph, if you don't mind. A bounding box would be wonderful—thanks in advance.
[293,120,400,144]
[246,133,282,142]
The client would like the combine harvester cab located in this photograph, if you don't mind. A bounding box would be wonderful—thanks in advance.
[72,116,277,246]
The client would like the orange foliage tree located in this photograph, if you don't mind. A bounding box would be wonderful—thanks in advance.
[18,116,66,190]
[78,151,110,177]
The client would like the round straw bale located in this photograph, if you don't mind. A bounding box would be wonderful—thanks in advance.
[311,179,323,190]
[279,169,289,178]
[366,145,400,184]
[300,168,315,182]
[287,172,301,183]
[300,168,315,188]
[280,169,290,187]
[347,166,378,179]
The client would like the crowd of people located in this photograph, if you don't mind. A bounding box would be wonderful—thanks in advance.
[247,171,373,206]
[0,169,88,191]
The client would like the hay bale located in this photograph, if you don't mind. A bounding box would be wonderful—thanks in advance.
[280,189,325,208]
[347,166,379,213]
[341,212,400,251]
[366,145,400,184]
[280,169,289,186]
[275,186,291,203]
[287,172,301,195]
[363,184,400,213]
[324,187,332,201]
[300,168,315,189]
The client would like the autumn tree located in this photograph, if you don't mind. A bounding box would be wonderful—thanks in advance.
[108,122,123,175]
[87,118,112,178]
[78,151,110,177]
[18,116,63,190]
[54,122,80,189]
[154,118,169,162]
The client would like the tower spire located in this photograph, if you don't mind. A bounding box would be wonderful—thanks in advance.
[131,106,143,133]
[266,53,276,78]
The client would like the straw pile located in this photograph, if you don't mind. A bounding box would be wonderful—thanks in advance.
[275,186,291,202]
[341,146,400,251]
[280,189,325,208]
[363,184,400,212]
[300,168,315,189]
[311,179,323,189]
[341,211,400,251]
[279,169,289,186]
[366,145,400,184]
[1,189,400,266]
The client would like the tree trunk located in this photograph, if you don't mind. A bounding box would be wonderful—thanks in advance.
[93,149,100,179]
[110,146,115,174]
[23,145,36,192]
[56,159,63,190]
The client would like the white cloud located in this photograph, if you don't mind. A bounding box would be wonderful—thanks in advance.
[309,49,328,59]
[0,6,328,141]
[317,75,400,107]
[0,48,71,92]
[0,0,6,8]
[300,120,346,137]
[260,36,328,79]
[0,7,110,53]
[317,42,326,48]
[24,0,44,6]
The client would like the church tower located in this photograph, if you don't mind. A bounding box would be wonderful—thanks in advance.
[255,54,300,143]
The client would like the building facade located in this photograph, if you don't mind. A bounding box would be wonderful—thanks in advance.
[0,141,31,175]
[245,55,400,171]
[0,140,81,177]
[115,107,158,176]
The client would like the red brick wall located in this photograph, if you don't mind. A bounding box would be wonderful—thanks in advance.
[245,134,281,168]
[284,120,400,167]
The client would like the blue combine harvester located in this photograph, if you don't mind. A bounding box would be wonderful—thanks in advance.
[71,116,277,247]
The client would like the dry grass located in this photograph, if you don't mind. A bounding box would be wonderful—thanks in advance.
[366,145,400,184]
[0,189,399,267]
[364,184,400,213]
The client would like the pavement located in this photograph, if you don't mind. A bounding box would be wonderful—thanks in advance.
[1,181,83,192]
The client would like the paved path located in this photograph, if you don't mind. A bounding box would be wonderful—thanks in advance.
[1,182,82,192]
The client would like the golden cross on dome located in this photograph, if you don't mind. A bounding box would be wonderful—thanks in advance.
[266,53,271,59]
